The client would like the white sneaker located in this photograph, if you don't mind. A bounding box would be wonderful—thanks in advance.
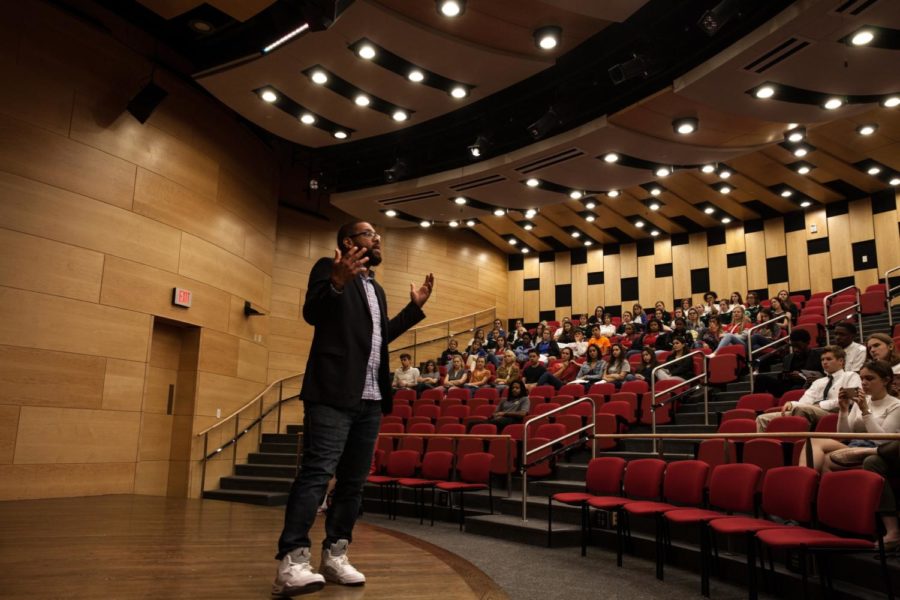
[320,539,366,586]
[272,547,325,596]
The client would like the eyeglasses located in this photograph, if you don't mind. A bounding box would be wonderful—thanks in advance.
[349,230,380,240]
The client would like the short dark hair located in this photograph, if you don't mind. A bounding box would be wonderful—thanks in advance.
[399,353,411,360]
[336,221,365,249]
[862,359,894,381]
[834,321,857,336]
[789,328,811,343]
[822,345,845,360]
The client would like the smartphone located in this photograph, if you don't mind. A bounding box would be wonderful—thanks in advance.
[839,387,860,401]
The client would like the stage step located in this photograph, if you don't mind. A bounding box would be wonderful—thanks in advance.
[219,475,293,493]
[235,462,297,478]
[202,488,289,506]
[261,433,300,445]
[248,452,297,465]
[465,513,581,547]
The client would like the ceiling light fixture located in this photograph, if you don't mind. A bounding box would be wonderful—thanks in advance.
[454,196,466,205]
[701,164,716,174]
[525,209,537,218]
[354,94,370,107]
[650,188,662,197]
[420,220,431,228]
[466,219,476,227]
[357,44,376,59]
[721,216,732,224]
[521,247,530,254]
[534,26,562,50]
[781,189,793,197]
[310,70,328,85]
[571,231,581,238]
[755,85,775,99]
[719,185,731,194]
[385,210,397,217]
[493,208,506,217]
[260,89,278,103]
[607,190,619,198]
[717,166,732,179]
[523,222,534,231]
[450,85,468,99]
[786,127,806,143]
[299,113,316,125]
[655,166,671,177]
[333,130,348,140]
[800,200,812,208]
[585,214,596,223]
[650,229,660,237]
[883,96,900,108]
[649,201,661,211]
[857,123,877,136]
[794,162,812,175]
[392,110,408,122]
[704,207,715,214]
[890,176,900,186]
[673,117,698,135]
[437,0,465,17]
[823,97,843,110]
[584,240,593,247]
[408,69,425,83]
[793,146,809,157]
[867,166,881,175]
[634,220,645,228]
[448,220,459,228]
[850,29,875,46]
[603,153,619,163]
[508,237,517,245]
[569,190,583,200]
[262,23,310,53]
[584,200,596,209]
[525,178,540,188]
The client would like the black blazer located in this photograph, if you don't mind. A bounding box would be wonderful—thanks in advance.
[301,257,425,414]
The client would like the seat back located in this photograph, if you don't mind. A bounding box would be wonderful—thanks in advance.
[473,387,499,402]
[502,424,525,440]
[408,422,435,435]
[589,382,617,398]
[777,388,806,407]
[469,423,497,435]
[436,416,461,430]
[621,380,649,395]
[708,354,739,384]
[818,470,884,535]
[565,401,595,418]
[393,388,416,403]
[473,404,497,419]
[534,423,566,441]
[419,451,455,481]
[488,437,517,474]
[720,408,757,423]
[379,422,405,434]
[437,423,466,435]
[406,416,432,428]
[414,404,441,420]
[663,460,710,505]
[696,439,736,480]
[792,324,820,347]
[531,402,560,417]
[766,415,809,441]
[457,452,492,484]
[444,404,470,419]
[736,393,775,412]
[761,466,818,523]
[420,387,444,402]
[623,458,666,500]
[593,413,619,452]
[860,291,886,315]
[717,419,756,435]
[609,392,638,422]
[385,449,420,478]
[558,383,586,398]
[390,405,412,420]
[598,401,634,426]
[814,413,839,432]
[709,463,762,513]
[446,387,471,401]
[584,457,626,496]
[530,385,556,399]
[381,415,404,427]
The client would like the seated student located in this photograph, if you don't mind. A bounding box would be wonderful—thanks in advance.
[716,299,733,325]
[562,329,588,359]
[535,347,580,390]
[744,291,761,323]
[698,316,723,351]
[513,332,535,363]
[656,317,691,351]
[653,301,672,326]
[509,319,527,343]
[756,345,861,431]
[415,360,441,395]
[709,305,752,354]
[473,379,530,432]
[535,328,561,359]
[652,308,673,332]
[440,338,463,366]
[574,344,606,388]
[639,319,663,352]
[616,311,638,335]
[768,297,789,325]
[621,323,643,357]
[657,337,694,380]
[556,321,577,344]
[863,440,900,549]
[633,348,658,382]
[602,343,631,386]
[801,360,900,472]
[866,333,900,397]
[701,291,718,315]
[484,327,503,351]
[488,335,509,367]
[392,353,419,391]
[522,350,547,390]
[466,328,487,352]
[576,313,591,337]
[631,303,646,327]
[553,317,572,341]
[442,355,469,390]
[833,321,867,373]
[587,325,611,355]
[588,305,605,326]
[685,307,705,338]
[465,356,493,392]
[487,319,506,344]
[776,289,799,323]
[754,328,824,396]
[493,350,520,393]
[729,291,745,311]
[597,314,617,338]
[465,339,489,370]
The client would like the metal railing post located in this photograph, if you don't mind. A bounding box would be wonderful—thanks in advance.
[200,434,208,494]
[257,397,263,447]
[522,424,529,522]
[232,416,240,469]
[887,265,900,328]
[650,351,706,434]
[823,285,859,346]
[277,381,284,433]
[746,314,792,394]
[506,437,512,498]
[856,288,864,341]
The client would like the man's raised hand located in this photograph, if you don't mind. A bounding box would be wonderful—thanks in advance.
[410,273,434,308]
[330,246,369,290]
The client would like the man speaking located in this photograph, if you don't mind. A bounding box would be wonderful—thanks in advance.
[273,221,434,596]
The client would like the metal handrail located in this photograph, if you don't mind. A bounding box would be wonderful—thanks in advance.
[823,286,862,345]
[389,307,496,365]
[747,314,792,393]
[650,350,708,453]
[521,396,597,521]
[887,265,900,328]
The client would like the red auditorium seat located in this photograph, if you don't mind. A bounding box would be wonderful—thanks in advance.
[593,413,620,452]
[396,451,455,524]
[860,291,886,315]
[550,394,574,406]
[796,314,825,327]
[488,437,517,477]
[466,397,489,413]
[534,423,566,444]
[501,424,524,440]
[719,408,757,423]
[756,470,894,600]
[438,398,461,412]
[609,392,639,421]
[554,414,584,448]
[469,423,496,435]
[707,466,818,598]
[708,354,739,384]
[621,379,649,396]
[380,422,404,434]
[530,384,556,399]
[793,323,821,347]
[866,283,886,294]
[419,387,444,402]
[742,416,809,477]
[381,415,404,427]
[414,403,441,422]
[434,416,460,430]
[446,387,470,402]
[429,424,466,453]
[367,449,420,519]
[473,387,499,403]
[774,388,805,410]
[523,437,553,477]
[814,413,839,432]
[589,382,617,398]
[443,404,470,421]
[400,422,435,454]
[433,452,494,529]
[406,416,432,428]
[389,404,412,421]
[393,388,416,403]
[558,383,587,398]
[598,401,635,429]
[664,464,763,594]
[530,402,560,418]
[413,398,436,411]
[464,403,497,427]
[736,393,775,413]
[548,457,626,554]
[565,400,596,419]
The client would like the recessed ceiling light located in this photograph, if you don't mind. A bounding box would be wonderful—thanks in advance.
[701,164,716,174]
[857,124,877,136]
[719,185,731,194]
[392,110,408,122]
[650,188,662,197]
[800,200,812,208]
[883,96,900,108]
[721,217,732,224]
[525,209,537,218]
[796,165,811,175]
[523,222,534,230]
[603,153,619,163]
[569,190,583,200]
[357,44,376,59]
[450,86,468,99]
[781,189,793,197]
[585,214,596,222]
[508,238,517,245]
[793,146,808,157]
[571,231,581,238]
[299,113,316,125]
[469,145,481,157]
[333,130,348,139]
[493,208,506,217]
[787,123,799,130]
[437,0,464,17]
[718,167,732,179]
[521,247,530,254]
[655,166,671,177]
[385,210,397,217]
[704,206,715,214]
[868,166,881,175]
[525,178,540,187]
[755,85,775,99]
[850,29,874,46]
[448,220,459,228]
[584,200,596,209]
[823,97,843,110]
[584,240,593,246]
[260,90,278,103]
[454,196,466,205]
[310,70,328,85]
[190,20,213,33]
[890,177,900,186]
[534,26,561,50]
[650,229,660,237]
[420,220,431,228]
[466,219,476,227]
[787,128,805,143]
[673,117,698,135]
[408,69,425,83]
[635,220,645,228]
[649,201,660,210]
[607,190,619,198]
[354,94,370,107]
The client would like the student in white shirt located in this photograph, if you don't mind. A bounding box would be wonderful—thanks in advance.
[833,321,867,373]
[756,345,861,431]
[391,353,419,390]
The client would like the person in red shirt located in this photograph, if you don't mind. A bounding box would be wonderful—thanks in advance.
[535,347,580,390]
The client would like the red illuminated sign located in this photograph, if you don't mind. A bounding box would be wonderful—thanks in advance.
[172,287,192,308]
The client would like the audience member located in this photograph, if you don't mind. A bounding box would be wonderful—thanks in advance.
[574,344,606,387]
[487,319,506,343]
[699,317,722,351]
[640,319,663,351]
[617,311,638,334]
[866,333,900,397]
[632,303,646,326]
[556,321,577,344]
[586,325,611,355]
[535,328,561,359]
[440,338,463,366]
[602,343,631,386]
[588,306,605,325]
[754,329,823,396]
[522,350,547,390]
[709,305,751,354]
[443,355,469,390]
[392,353,419,391]
[597,314,617,337]
[654,301,671,325]
[465,356,493,392]
[862,441,900,549]
[475,379,530,432]
[833,322,867,372]
[777,289,799,322]
[465,339,488,370]
[577,313,591,336]
[563,329,588,358]
[513,332,534,362]
[658,337,695,380]
[415,360,441,396]
[702,291,718,315]
[536,347,579,390]
[633,348,658,382]
[621,323,643,356]
[467,328,487,352]
[493,350,520,393]
[744,291,761,322]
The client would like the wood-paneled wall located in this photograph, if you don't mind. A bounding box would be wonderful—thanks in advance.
[508,192,900,321]
[0,2,275,500]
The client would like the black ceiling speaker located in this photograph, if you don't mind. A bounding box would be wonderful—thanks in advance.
[697,0,744,36]
[127,82,168,124]
[302,0,357,31]
[384,158,409,183]
[527,108,561,140]
[608,54,649,85]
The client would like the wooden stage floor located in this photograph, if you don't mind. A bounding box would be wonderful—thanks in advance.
[0,495,506,599]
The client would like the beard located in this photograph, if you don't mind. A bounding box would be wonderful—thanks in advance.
[363,246,382,267]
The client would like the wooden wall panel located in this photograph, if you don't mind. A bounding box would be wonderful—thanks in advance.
[874,210,900,278]
[708,244,728,299]
[571,263,588,315]
[539,260,555,311]
[808,253,834,295]
[637,255,656,308]
[725,226,746,253]
[745,231,767,290]
[179,234,270,309]
[0,345,105,409]
[0,405,19,464]
[14,406,141,464]
[785,231,811,292]
[806,208,828,241]
[0,61,75,135]
[848,199,874,243]
[763,218,786,257]
[620,244,637,278]
[198,330,239,378]
[508,270,524,318]
[672,243,692,301]
[827,214,853,279]
[102,359,145,412]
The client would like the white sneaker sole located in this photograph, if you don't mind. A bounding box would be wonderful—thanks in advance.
[322,571,365,586]
[271,580,326,597]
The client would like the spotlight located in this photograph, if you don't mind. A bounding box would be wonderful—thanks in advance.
[793,146,809,157]
[584,200,596,210]
[787,123,799,130]
[721,216,732,224]
[718,166,732,179]
[883,96,900,108]
[449,220,459,228]
[607,190,619,198]
[890,177,900,186]
[299,113,316,125]
[701,164,716,174]
[719,185,731,194]
[333,130,348,139]
[823,97,843,110]
[493,208,506,217]
[354,94,370,107]
[437,0,464,17]
[585,214,596,223]
[781,189,793,197]
[608,54,649,85]
[523,222,534,231]
[260,89,278,103]
[466,219,476,227]
[635,220,645,228]
[786,127,806,143]
[408,69,425,83]
[521,247,530,254]
[650,188,662,197]
[450,85,468,99]
[469,146,481,157]
[650,229,660,237]
[569,190,583,200]
[584,240,593,247]
[649,201,661,211]
[534,26,561,50]
[655,166,671,177]
[454,197,467,205]
[868,166,881,175]
[508,238,517,245]
[525,209,537,218]
[527,107,561,139]
[571,231,581,238]
[754,85,775,99]
[385,210,397,217]
[697,0,743,36]
[392,110,409,122]
[310,70,328,84]
[673,117,698,135]
[384,158,409,182]
[857,124,877,136]
[357,44,376,59]
[468,135,490,158]
[704,206,715,214]
[420,220,431,228]
[800,200,812,208]
[603,153,619,163]
[797,165,810,175]
[127,81,168,124]
[850,29,874,46]
[525,178,540,188]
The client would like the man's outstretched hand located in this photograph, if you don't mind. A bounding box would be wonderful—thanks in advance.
[411,273,434,308]
[330,246,369,290]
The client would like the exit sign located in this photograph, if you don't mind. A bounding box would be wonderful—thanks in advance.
[172,287,192,308]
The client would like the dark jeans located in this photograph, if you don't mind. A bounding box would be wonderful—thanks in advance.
[536,372,564,389]
[276,399,382,558]
[863,441,900,513]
